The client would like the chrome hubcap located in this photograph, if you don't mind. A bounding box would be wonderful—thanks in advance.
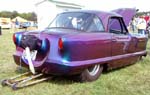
[87,65,100,76]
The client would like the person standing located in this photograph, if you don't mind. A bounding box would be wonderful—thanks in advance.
[15,19,19,28]
[137,16,147,35]
[129,17,136,32]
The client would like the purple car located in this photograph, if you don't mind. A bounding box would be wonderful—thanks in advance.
[13,8,147,82]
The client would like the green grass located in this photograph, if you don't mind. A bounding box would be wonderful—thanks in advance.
[0,29,150,95]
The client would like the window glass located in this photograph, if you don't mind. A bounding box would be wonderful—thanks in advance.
[87,16,104,32]
[48,12,104,32]
[109,18,122,34]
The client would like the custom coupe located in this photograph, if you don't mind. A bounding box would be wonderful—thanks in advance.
[13,8,147,82]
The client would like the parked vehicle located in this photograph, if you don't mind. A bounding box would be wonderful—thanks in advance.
[20,22,38,29]
[0,17,11,29]
[20,22,31,28]
[13,8,147,82]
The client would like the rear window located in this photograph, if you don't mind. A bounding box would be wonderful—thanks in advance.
[48,12,104,32]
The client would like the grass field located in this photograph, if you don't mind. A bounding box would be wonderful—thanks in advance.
[0,29,150,95]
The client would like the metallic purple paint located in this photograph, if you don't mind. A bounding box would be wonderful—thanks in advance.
[13,9,147,75]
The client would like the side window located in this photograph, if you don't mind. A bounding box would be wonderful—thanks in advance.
[87,16,104,32]
[108,17,123,34]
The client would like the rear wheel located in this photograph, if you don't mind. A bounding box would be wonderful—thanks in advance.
[76,64,103,82]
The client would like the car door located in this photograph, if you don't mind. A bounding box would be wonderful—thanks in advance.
[108,17,134,69]
[109,17,131,56]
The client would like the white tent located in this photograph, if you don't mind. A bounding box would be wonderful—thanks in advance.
[12,16,28,23]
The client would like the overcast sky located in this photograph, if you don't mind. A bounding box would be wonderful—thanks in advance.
[0,0,149,13]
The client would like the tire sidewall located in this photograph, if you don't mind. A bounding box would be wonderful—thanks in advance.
[81,64,103,82]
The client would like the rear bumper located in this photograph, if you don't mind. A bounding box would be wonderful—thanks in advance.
[13,54,86,75]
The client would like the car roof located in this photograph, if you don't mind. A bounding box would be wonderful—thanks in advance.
[61,10,123,31]
[62,10,122,17]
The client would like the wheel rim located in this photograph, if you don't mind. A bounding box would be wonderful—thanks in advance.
[87,64,100,76]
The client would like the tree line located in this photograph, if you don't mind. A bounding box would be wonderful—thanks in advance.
[0,11,37,21]
[136,11,150,16]
[0,10,149,22]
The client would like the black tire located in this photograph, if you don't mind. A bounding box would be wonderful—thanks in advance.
[76,64,103,82]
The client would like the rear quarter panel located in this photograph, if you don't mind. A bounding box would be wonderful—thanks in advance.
[61,32,112,61]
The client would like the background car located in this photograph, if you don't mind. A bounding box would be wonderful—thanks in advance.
[20,22,31,28]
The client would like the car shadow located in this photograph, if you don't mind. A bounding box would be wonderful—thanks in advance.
[46,75,77,85]
[102,63,136,74]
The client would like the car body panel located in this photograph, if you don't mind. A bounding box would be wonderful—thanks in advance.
[13,8,147,75]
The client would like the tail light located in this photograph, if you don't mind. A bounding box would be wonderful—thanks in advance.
[13,33,16,44]
[58,38,63,50]
[13,33,22,46]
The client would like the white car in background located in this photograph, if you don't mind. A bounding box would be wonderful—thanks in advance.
[0,17,11,29]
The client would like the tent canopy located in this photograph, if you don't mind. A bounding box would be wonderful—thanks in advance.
[12,16,28,23]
